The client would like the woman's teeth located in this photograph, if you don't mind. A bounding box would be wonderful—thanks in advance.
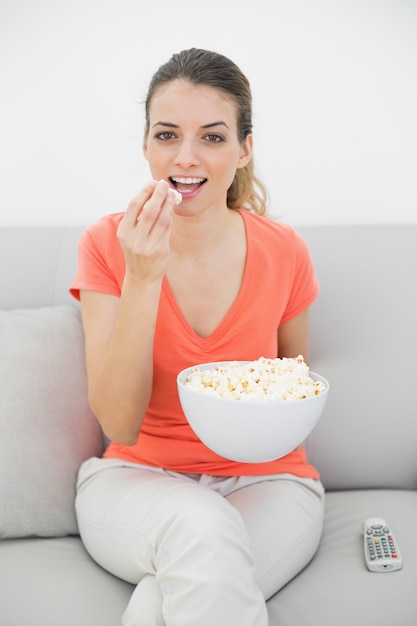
[171,177,206,185]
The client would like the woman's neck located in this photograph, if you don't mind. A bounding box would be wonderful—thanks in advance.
[170,207,242,259]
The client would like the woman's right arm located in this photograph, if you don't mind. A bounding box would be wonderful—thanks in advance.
[80,180,177,445]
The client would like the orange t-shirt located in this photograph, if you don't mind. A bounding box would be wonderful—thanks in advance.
[70,209,320,478]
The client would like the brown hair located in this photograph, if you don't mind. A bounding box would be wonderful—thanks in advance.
[144,48,268,215]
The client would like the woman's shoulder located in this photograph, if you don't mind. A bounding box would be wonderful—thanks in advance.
[78,212,124,254]
[83,212,124,238]
[238,209,300,244]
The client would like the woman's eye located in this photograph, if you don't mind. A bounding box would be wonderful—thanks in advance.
[156,132,175,141]
[205,134,224,143]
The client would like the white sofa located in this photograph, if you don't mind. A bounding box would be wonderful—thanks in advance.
[0,224,416,626]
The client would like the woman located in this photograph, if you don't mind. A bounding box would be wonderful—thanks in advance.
[70,48,325,626]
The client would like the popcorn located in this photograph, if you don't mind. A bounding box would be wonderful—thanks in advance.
[172,189,182,204]
[184,356,326,402]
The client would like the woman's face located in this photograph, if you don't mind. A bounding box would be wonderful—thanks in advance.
[143,79,252,215]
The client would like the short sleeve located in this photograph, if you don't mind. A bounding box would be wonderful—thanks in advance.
[69,213,125,301]
[279,228,319,324]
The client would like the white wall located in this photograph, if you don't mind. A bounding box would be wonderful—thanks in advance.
[1,0,416,227]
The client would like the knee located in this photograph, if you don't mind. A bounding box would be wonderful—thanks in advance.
[173,499,247,543]
[156,499,254,573]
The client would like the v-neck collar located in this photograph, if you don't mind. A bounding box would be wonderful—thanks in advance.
[161,209,254,345]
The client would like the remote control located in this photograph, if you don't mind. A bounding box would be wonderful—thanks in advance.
[362,517,402,572]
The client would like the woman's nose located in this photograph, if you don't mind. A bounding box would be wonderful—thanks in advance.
[173,139,200,168]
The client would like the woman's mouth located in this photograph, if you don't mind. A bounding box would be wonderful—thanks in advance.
[170,177,207,197]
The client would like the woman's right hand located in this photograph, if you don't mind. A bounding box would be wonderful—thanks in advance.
[80,180,179,444]
[117,179,178,285]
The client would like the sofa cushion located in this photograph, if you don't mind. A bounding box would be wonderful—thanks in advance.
[0,537,133,626]
[267,489,417,626]
[0,305,103,538]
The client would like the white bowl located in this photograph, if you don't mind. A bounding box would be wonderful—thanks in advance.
[177,361,329,463]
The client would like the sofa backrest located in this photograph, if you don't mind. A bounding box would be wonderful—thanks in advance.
[298,225,417,491]
[1,224,416,492]
[0,227,83,309]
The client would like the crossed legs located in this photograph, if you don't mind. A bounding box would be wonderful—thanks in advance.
[76,458,324,626]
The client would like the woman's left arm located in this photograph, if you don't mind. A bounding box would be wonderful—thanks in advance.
[277,308,310,362]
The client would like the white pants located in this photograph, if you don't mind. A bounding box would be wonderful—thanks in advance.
[76,457,325,626]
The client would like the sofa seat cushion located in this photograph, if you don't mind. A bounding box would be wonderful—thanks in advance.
[0,490,415,626]
[0,305,103,538]
[267,489,417,626]
[0,536,134,626]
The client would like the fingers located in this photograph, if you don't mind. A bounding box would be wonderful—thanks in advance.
[139,181,175,235]
[123,180,159,227]
[117,180,176,274]
[124,180,179,229]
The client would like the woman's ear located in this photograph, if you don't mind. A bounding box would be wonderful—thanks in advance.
[237,134,253,169]
[142,128,149,161]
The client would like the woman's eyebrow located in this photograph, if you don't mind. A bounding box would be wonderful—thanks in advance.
[152,121,229,129]
[152,121,178,128]
[201,121,229,129]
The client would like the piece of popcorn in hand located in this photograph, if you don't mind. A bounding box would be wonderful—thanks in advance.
[173,189,182,204]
